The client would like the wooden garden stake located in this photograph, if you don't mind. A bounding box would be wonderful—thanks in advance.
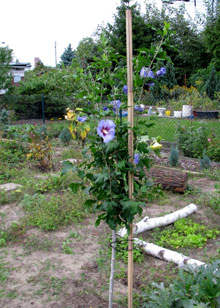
[126,9,134,308]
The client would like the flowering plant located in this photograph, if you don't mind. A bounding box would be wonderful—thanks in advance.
[63,22,171,229]
[64,107,90,146]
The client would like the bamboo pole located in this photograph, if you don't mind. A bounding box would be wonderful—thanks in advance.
[126,9,134,308]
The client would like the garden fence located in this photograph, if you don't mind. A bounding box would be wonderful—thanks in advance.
[0,94,220,144]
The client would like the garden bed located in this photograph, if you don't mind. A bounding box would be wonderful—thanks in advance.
[0,124,219,308]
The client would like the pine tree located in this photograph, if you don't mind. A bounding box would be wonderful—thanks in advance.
[60,44,76,66]
[169,145,179,167]
[200,150,211,169]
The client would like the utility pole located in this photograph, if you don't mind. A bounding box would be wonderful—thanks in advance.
[55,41,57,67]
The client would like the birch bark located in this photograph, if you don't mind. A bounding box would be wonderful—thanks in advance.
[118,203,198,238]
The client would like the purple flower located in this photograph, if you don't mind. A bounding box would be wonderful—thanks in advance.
[77,116,87,122]
[123,85,128,95]
[134,153,139,165]
[103,106,109,111]
[97,119,116,143]
[111,100,121,110]
[140,67,155,79]
[156,67,166,77]
[134,105,144,112]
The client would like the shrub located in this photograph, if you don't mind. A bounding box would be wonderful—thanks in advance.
[176,125,209,158]
[59,127,72,145]
[20,192,86,231]
[206,134,220,162]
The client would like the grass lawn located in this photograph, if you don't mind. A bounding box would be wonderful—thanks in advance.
[140,115,220,142]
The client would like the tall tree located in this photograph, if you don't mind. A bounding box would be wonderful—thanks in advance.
[106,0,153,57]
[60,44,76,66]
[203,12,220,70]
[75,37,100,68]
[0,46,13,91]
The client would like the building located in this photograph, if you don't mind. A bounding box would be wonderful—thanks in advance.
[10,61,31,85]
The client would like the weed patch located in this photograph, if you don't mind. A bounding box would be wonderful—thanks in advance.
[20,191,86,231]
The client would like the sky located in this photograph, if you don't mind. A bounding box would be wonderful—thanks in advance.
[0,0,206,68]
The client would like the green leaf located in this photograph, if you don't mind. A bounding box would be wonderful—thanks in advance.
[69,182,81,193]
[84,199,96,208]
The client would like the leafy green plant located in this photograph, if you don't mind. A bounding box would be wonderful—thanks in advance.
[114,235,144,264]
[27,128,52,171]
[206,134,220,162]
[152,218,219,249]
[142,260,220,308]
[64,108,90,147]
[209,183,220,215]
[137,183,164,203]
[176,125,209,159]
[0,140,28,165]
[62,239,74,254]
[0,108,10,136]
[5,123,35,141]
[20,191,86,231]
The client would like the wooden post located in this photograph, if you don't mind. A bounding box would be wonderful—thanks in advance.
[126,9,134,308]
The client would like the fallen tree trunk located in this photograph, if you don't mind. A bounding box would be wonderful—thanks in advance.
[146,166,188,193]
[118,203,198,238]
[134,238,205,268]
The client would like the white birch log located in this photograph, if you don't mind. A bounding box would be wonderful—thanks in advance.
[118,203,198,238]
[134,238,205,268]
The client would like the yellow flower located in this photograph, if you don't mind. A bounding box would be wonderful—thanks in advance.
[65,111,75,120]
[50,118,53,121]
[58,118,62,120]
[150,140,162,150]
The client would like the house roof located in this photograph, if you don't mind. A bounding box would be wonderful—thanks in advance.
[10,62,31,69]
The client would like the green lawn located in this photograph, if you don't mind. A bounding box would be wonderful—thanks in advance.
[140,116,220,142]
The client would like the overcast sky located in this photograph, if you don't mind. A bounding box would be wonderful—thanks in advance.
[1,0,206,68]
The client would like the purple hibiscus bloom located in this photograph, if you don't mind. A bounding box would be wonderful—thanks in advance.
[140,67,155,79]
[123,85,128,95]
[134,105,139,111]
[97,119,116,143]
[77,116,87,122]
[156,67,166,77]
[139,107,144,112]
[134,153,139,165]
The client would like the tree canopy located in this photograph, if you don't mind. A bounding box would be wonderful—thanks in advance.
[60,44,76,66]
[0,46,13,91]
